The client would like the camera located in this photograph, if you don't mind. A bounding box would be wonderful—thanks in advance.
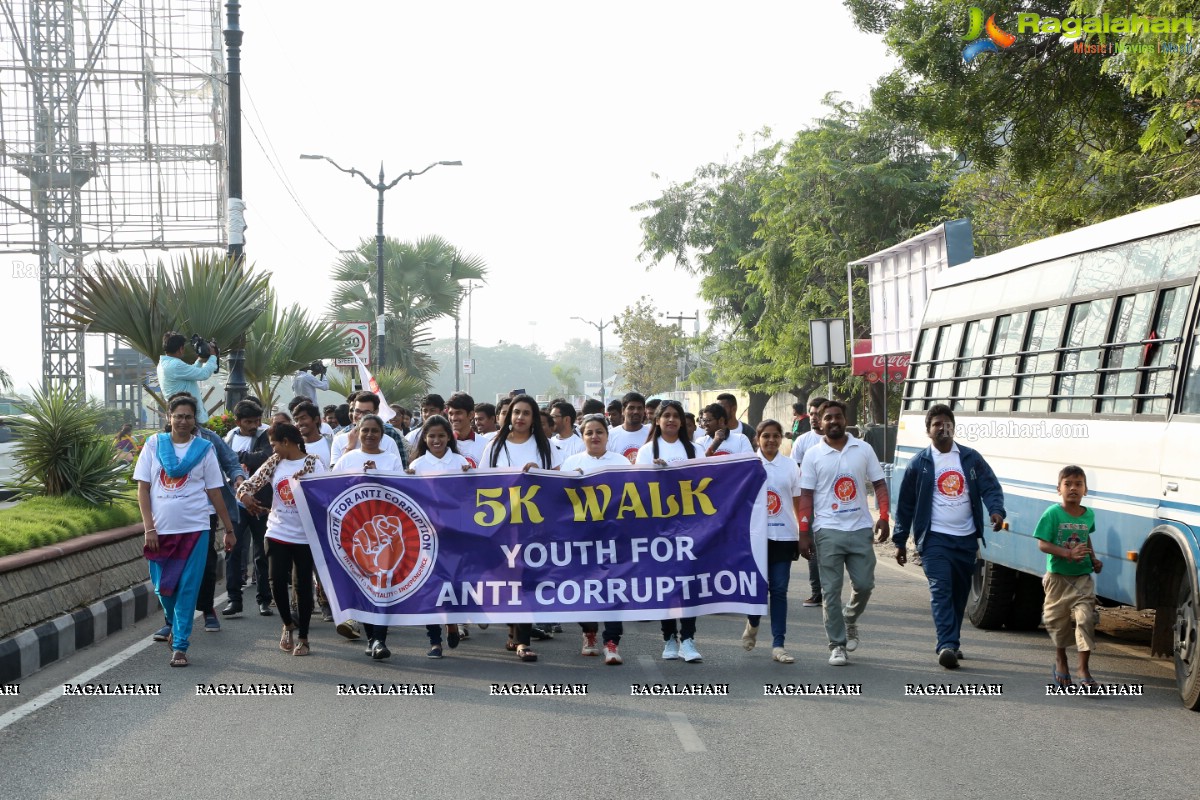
[310,359,326,377]
[190,334,220,373]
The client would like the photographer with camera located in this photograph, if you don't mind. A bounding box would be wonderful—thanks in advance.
[291,359,329,404]
[157,331,220,424]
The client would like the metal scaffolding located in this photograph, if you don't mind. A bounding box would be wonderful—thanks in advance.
[0,0,226,395]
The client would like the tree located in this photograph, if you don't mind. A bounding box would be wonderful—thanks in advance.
[242,290,347,410]
[328,366,426,409]
[613,298,681,396]
[549,364,581,397]
[327,235,487,386]
[0,368,12,392]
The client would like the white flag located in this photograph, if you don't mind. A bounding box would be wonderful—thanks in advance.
[349,349,395,423]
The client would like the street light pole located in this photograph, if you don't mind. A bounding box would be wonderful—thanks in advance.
[571,316,612,403]
[301,154,462,369]
[222,0,248,411]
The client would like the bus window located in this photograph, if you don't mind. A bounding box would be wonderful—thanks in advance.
[930,322,963,403]
[1180,315,1200,414]
[904,326,940,410]
[1015,306,1067,412]
[981,312,1027,411]
[1140,285,1191,415]
[1056,298,1113,414]
[1099,291,1154,414]
[953,317,993,410]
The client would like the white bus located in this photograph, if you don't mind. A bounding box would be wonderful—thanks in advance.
[895,194,1200,709]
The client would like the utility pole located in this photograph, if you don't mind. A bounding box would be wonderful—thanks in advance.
[222,0,248,410]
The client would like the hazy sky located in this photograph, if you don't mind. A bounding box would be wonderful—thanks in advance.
[1,1,891,395]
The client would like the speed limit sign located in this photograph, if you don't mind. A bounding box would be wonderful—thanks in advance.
[335,321,371,366]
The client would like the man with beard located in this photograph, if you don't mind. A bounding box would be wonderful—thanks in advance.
[798,400,889,666]
[606,392,649,464]
[892,404,1005,669]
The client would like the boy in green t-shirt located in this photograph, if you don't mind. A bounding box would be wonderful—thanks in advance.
[1034,465,1104,689]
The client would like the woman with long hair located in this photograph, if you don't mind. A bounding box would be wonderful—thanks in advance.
[742,419,803,664]
[635,400,705,663]
[237,422,326,657]
[480,394,562,662]
[561,413,633,665]
[134,396,235,667]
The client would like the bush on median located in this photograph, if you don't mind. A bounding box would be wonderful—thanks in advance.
[0,495,141,557]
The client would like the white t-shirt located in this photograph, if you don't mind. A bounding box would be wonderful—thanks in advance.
[791,429,823,471]
[405,428,422,448]
[761,452,803,541]
[408,450,472,475]
[304,436,331,468]
[133,435,224,535]
[454,433,488,469]
[607,424,651,463]
[481,436,563,469]
[635,438,702,465]
[553,433,586,459]
[799,434,884,533]
[695,430,753,457]
[930,445,974,536]
[319,422,333,436]
[229,432,255,454]
[332,449,403,473]
[265,456,327,545]
[562,450,630,475]
[331,429,399,465]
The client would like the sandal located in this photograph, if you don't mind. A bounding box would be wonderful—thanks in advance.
[280,625,295,652]
[772,647,795,664]
[516,645,538,663]
[292,639,310,657]
[742,622,758,651]
[505,638,518,652]
[1052,668,1073,688]
[1079,676,1099,691]
[169,650,189,667]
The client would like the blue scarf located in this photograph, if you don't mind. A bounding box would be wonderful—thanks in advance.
[156,432,213,478]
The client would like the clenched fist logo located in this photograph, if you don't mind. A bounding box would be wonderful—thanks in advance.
[349,514,407,588]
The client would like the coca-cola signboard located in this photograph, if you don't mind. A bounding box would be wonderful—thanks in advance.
[852,339,909,383]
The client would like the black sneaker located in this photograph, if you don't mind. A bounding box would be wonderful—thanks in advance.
[530,625,554,641]
[938,648,960,670]
[258,602,274,616]
[802,594,823,607]
[221,601,243,617]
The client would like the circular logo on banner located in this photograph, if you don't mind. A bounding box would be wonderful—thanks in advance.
[623,447,639,464]
[276,479,295,506]
[158,469,187,492]
[833,476,858,504]
[937,470,965,498]
[327,484,438,604]
[766,490,782,516]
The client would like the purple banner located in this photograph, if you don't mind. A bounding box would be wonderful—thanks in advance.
[291,455,768,625]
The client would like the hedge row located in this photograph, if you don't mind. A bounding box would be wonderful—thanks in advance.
[0,495,141,557]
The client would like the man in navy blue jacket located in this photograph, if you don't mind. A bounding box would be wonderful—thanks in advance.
[893,404,1005,669]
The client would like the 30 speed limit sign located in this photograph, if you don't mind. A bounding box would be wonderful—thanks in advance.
[335,321,371,366]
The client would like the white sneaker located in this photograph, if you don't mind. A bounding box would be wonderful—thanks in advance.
[679,638,703,663]
[662,636,680,660]
[845,623,859,652]
[741,621,758,651]
[829,645,849,666]
[604,640,623,665]
[581,631,600,656]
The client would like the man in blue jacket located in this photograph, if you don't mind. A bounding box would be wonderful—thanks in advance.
[893,403,1005,670]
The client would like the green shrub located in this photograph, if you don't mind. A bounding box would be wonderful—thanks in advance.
[0,495,141,556]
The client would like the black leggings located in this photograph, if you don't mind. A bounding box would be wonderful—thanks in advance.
[661,617,696,641]
[363,623,388,644]
[268,539,313,639]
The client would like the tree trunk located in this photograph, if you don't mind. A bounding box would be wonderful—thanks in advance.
[867,380,886,425]
[746,390,770,428]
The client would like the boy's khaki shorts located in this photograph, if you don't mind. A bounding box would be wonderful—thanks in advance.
[1042,572,1097,651]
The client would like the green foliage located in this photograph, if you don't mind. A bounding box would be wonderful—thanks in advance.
[5,386,132,504]
[326,235,487,386]
[96,406,135,435]
[0,367,12,392]
[613,298,682,395]
[68,251,269,366]
[243,289,346,410]
[0,495,141,556]
[327,366,427,409]
[204,412,236,438]
[550,364,582,396]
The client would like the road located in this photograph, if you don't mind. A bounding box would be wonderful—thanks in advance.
[0,554,1195,800]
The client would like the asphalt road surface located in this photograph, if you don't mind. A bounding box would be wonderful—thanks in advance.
[1,555,1195,800]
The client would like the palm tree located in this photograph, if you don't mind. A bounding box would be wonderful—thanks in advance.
[326,235,486,385]
[243,290,347,410]
[327,366,426,409]
[0,367,12,392]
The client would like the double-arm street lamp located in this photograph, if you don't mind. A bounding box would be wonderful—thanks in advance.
[300,154,461,368]
[572,316,613,403]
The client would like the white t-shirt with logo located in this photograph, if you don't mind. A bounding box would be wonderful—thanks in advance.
[408,450,471,475]
[331,429,399,465]
[930,445,974,536]
[607,424,651,463]
[799,434,884,533]
[454,433,488,469]
[635,438,702,465]
[481,436,564,470]
[133,435,224,535]
[332,450,403,474]
[696,430,753,457]
[561,450,631,475]
[553,433,586,459]
[761,451,803,541]
[265,457,327,545]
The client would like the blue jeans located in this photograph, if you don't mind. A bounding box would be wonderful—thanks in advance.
[747,557,794,647]
[921,531,978,653]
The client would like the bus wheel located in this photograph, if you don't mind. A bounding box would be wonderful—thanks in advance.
[968,559,1016,630]
[1006,572,1045,631]
[1175,577,1200,710]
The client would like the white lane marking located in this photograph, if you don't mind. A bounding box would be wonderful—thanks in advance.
[0,596,226,734]
[637,654,665,682]
[666,711,707,753]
